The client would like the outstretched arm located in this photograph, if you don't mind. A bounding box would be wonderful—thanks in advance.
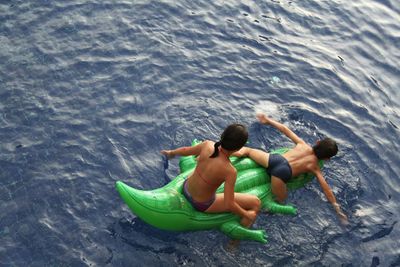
[257,113,305,145]
[315,170,348,225]
[161,141,204,159]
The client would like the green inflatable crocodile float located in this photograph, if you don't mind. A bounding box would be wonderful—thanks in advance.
[115,140,322,243]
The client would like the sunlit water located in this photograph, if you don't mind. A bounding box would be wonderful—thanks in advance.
[1,1,399,266]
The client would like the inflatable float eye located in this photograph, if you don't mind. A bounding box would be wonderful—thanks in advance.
[116,141,320,243]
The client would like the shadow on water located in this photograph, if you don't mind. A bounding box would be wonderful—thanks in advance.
[106,217,208,266]
[110,217,187,246]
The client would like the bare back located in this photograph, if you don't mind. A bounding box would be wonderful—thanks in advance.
[283,143,320,177]
[187,141,235,202]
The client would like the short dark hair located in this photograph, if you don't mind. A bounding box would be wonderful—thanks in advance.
[210,124,248,158]
[312,137,338,159]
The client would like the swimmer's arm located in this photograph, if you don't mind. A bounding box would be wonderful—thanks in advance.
[257,113,305,145]
[315,170,348,224]
[315,171,337,205]
[161,142,204,158]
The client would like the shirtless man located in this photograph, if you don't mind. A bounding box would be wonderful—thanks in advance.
[234,113,348,224]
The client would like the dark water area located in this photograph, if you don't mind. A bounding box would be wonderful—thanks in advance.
[1,0,399,266]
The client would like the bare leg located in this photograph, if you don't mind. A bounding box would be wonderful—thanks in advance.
[233,147,270,168]
[271,176,288,203]
[206,193,261,227]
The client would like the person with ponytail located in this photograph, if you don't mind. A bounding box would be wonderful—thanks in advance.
[161,124,260,228]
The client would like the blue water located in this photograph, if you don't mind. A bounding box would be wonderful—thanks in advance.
[1,1,399,266]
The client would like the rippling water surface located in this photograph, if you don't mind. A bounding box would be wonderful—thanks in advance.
[1,0,399,266]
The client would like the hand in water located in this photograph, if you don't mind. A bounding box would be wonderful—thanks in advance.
[256,113,271,125]
[334,204,349,225]
[161,150,175,159]
[337,210,349,226]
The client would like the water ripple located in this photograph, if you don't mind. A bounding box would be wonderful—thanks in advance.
[0,0,399,266]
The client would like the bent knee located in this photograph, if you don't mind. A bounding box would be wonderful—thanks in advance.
[252,197,261,212]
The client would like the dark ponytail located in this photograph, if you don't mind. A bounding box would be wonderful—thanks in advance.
[209,124,248,158]
[209,141,221,158]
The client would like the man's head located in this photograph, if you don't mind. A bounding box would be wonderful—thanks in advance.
[312,137,338,159]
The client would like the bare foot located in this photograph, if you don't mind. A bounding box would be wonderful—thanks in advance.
[240,210,256,228]
[240,217,252,228]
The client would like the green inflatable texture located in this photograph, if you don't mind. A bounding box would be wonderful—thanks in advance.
[115,140,323,243]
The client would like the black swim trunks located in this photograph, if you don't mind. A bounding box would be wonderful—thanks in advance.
[267,154,292,183]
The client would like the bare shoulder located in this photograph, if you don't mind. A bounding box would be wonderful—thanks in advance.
[299,142,312,150]
[307,155,322,173]
[202,140,215,151]
[290,143,311,153]
[312,157,322,169]
[204,140,219,148]
[224,165,237,179]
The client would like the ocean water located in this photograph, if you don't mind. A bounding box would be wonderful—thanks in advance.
[0,0,399,266]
